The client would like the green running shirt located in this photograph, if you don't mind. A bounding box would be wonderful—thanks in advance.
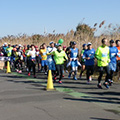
[6,47,13,57]
[95,46,110,67]
[81,49,85,62]
[51,50,68,65]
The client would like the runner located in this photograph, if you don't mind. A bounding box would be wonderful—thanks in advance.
[95,38,110,89]
[39,43,48,74]
[15,44,19,51]
[66,41,73,56]
[0,47,4,56]
[6,43,13,64]
[35,46,41,72]
[17,45,23,73]
[2,43,8,57]
[11,45,16,68]
[13,47,18,72]
[2,43,8,68]
[47,43,68,84]
[109,40,118,85]
[79,44,87,79]
[27,45,36,78]
[25,45,30,72]
[83,42,95,83]
[13,46,23,73]
[23,45,27,68]
[68,42,80,80]
[47,41,56,76]
[116,39,120,80]
[63,45,68,73]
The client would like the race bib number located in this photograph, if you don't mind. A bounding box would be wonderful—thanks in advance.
[43,52,46,55]
[102,53,107,57]
[73,52,77,57]
[117,53,120,57]
[111,53,115,57]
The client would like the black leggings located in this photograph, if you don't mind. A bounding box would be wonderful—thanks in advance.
[15,60,22,70]
[98,66,110,84]
[110,70,114,80]
[86,65,94,81]
[27,58,29,68]
[55,64,64,81]
[28,60,36,75]
[36,56,40,70]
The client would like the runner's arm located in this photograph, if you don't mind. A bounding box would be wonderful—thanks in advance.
[95,48,102,61]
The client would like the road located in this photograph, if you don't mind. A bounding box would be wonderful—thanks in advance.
[0,70,119,120]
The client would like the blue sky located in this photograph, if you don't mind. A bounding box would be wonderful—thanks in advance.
[0,0,120,37]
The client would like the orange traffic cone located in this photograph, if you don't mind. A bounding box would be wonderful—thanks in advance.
[46,70,55,91]
[6,61,11,73]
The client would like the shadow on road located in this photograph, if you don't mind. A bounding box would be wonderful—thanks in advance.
[64,97,120,104]
[55,85,98,90]
[7,79,44,84]
[0,75,23,78]
[86,91,120,96]
[90,117,116,120]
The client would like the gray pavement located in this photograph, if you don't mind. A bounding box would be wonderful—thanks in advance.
[0,71,120,120]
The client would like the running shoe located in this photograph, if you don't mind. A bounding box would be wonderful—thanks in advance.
[18,70,22,74]
[110,80,113,83]
[89,76,92,81]
[53,76,57,83]
[103,82,109,89]
[44,72,47,75]
[28,72,30,76]
[73,76,77,80]
[97,83,103,89]
[58,81,62,84]
[108,79,113,86]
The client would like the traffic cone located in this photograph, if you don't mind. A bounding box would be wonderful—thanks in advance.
[6,61,11,73]
[46,70,55,91]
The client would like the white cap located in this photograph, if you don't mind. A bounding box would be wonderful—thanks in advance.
[4,43,7,45]
[19,44,22,47]
[49,41,54,45]
[87,42,92,46]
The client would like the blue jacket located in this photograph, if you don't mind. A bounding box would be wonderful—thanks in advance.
[109,46,118,63]
[83,48,95,66]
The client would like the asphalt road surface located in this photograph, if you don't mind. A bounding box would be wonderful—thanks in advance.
[0,70,120,120]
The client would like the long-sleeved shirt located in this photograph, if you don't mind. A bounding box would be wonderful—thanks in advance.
[48,49,68,65]
[47,47,57,61]
[83,48,95,66]
[27,50,36,59]
[95,45,110,67]
[6,47,13,57]
[39,49,47,60]
[109,46,118,63]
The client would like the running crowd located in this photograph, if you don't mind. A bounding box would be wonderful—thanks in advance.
[0,38,120,89]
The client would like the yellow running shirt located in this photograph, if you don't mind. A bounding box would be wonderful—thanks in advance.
[95,46,110,67]
[39,49,47,60]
